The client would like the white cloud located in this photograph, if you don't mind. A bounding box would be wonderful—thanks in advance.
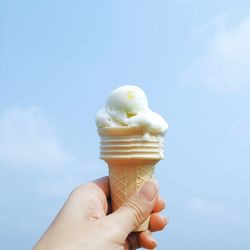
[37,177,78,197]
[185,197,244,225]
[185,197,225,215]
[180,16,250,90]
[36,160,107,197]
[0,106,74,168]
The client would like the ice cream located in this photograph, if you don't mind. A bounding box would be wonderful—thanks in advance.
[96,85,168,231]
[95,85,168,135]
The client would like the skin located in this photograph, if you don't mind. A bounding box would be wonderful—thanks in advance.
[33,177,168,250]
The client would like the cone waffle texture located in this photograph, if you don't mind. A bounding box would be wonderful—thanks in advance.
[98,127,164,231]
[108,159,156,231]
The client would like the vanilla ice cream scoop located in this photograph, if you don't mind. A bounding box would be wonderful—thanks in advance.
[95,85,168,134]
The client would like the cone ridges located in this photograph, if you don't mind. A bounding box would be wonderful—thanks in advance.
[100,134,164,159]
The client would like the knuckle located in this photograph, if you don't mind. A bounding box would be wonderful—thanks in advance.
[71,183,96,197]
[124,199,146,226]
[69,184,92,202]
[70,185,84,198]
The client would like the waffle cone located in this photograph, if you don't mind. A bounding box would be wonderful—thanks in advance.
[98,127,164,232]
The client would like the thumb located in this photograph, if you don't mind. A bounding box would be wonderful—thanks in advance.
[107,179,159,235]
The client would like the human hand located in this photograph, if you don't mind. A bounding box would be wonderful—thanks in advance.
[33,177,168,250]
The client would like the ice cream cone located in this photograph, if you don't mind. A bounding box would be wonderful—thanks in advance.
[98,126,164,232]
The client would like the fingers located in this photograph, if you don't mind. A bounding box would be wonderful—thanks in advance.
[127,231,157,250]
[121,196,168,249]
[106,179,159,237]
[137,199,167,249]
[149,213,168,232]
[152,197,166,213]
[138,230,157,249]
[136,213,168,249]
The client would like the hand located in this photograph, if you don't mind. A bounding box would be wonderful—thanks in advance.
[33,177,168,250]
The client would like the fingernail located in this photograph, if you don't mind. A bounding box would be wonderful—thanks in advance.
[149,237,158,248]
[163,198,167,209]
[163,216,168,225]
[139,180,159,202]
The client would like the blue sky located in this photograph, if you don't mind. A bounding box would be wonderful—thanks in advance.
[1,0,250,249]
